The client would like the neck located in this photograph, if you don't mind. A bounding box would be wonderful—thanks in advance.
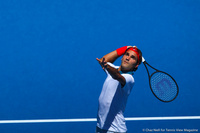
[118,66,133,75]
[118,66,131,73]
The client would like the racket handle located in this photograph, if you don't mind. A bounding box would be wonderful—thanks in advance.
[142,56,145,62]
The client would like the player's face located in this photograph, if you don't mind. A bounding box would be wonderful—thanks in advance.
[121,50,138,71]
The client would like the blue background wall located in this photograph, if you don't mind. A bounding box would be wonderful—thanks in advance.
[0,0,199,132]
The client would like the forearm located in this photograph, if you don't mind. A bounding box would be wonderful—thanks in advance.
[99,46,131,63]
[106,64,126,86]
[96,59,126,86]
[101,50,119,63]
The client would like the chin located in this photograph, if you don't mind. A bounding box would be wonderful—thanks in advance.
[121,66,132,72]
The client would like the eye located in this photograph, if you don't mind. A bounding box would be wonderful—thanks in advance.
[131,55,136,59]
[125,52,129,56]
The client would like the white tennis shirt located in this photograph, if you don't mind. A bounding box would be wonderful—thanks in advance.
[97,62,135,132]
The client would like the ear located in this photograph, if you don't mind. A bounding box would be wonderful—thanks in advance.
[135,64,139,69]
[132,64,139,71]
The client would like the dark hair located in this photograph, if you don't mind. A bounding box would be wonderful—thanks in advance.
[125,47,142,71]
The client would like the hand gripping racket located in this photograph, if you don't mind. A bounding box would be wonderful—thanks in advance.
[142,57,179,102]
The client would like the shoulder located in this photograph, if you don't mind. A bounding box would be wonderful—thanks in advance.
[121,74,135,94]
[107,62,119,69]
[122,74,134,84]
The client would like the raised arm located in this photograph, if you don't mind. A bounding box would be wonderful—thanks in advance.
[96,58,126,87]
[97,50,119,64]
[96,46,133,86]
[97,46,133,63]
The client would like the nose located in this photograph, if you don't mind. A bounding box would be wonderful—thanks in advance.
[126,56,130,60]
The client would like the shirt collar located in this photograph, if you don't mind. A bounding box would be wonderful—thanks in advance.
[119,71,134,75]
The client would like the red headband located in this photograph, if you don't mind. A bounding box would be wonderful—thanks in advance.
[127,47,140,64]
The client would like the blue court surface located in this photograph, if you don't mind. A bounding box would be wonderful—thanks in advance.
[0,0,200,132]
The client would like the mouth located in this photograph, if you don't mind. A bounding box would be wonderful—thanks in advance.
[123,60,129,64]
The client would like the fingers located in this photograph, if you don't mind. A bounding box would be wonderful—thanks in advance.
[127,45,137,49]
[101,58,107,69]
[127,46,133,49]
[96,58,100,62]
[96,57,107,70]
[102,62,107,70]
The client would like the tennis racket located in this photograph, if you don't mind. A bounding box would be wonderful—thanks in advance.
[142,57,179,102]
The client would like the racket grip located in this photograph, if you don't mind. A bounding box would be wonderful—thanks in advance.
[142,56,145,62]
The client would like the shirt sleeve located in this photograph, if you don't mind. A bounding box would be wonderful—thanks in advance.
[121,74,135,95]
[105,62,119,75]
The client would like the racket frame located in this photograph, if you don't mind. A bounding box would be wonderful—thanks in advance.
[142,57,179,102]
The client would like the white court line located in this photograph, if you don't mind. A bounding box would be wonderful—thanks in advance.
[0,116,200,124]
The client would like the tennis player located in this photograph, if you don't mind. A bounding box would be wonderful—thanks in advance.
[96,46,142,133]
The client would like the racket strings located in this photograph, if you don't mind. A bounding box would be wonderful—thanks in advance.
[150,72,178,102]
